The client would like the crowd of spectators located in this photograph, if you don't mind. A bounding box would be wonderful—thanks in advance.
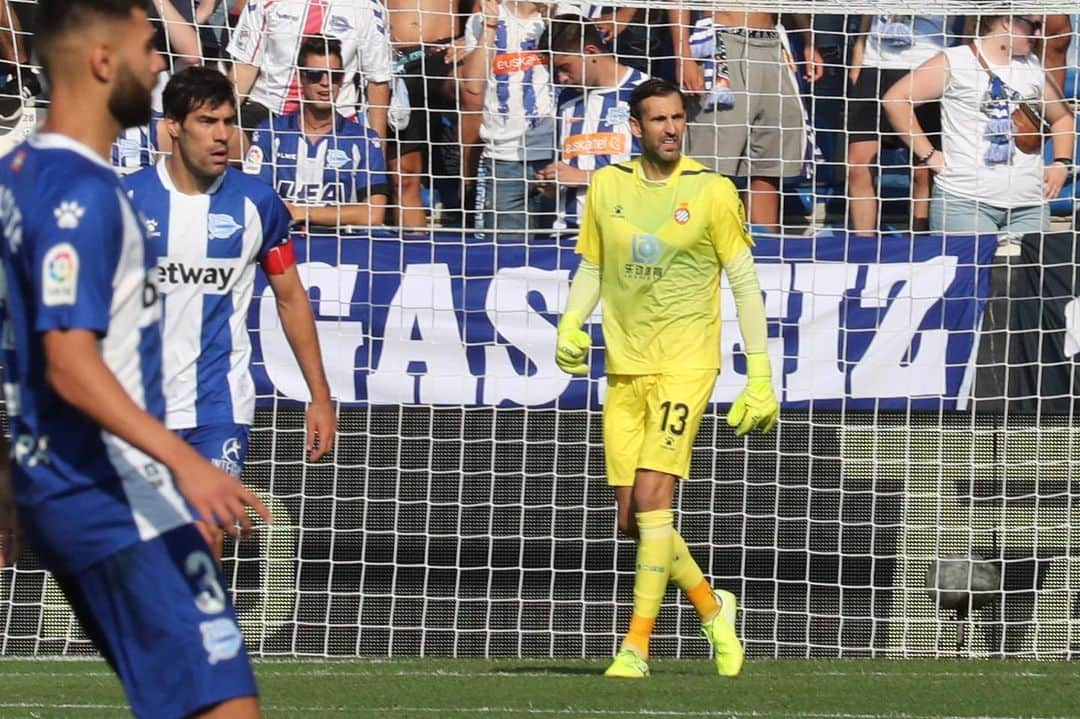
[0,1,1076,237]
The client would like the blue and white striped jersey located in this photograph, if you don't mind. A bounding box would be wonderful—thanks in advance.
[0,134,192,574]
[111,113,161,174]
[245,112,390,205]
[462,5,556,162]
[123,162,292,430]
[110,72,167,174]
[555,66,646,229]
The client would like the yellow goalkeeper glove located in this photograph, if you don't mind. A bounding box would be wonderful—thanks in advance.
[555,314,591,375]
[726,352,778,436]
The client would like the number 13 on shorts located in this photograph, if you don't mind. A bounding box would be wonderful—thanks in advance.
[603,370,718,486]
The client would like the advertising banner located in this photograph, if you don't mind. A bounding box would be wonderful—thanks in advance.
[251,231,998,410]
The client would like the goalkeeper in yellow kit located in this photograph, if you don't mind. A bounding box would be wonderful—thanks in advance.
[555,78,778,679]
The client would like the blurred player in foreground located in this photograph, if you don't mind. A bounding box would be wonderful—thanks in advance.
[555,77,779,679]
[125,65,337,556]
[0,2,268,717]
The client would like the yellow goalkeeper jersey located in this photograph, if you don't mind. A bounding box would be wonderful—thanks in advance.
[575,155,752,375]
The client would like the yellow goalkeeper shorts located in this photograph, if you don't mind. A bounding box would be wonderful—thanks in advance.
[602,370,718,487]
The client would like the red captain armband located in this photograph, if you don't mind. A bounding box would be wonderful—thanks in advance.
[261,240,296,276]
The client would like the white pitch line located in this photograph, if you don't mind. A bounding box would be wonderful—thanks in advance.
[0,655,1061,681]
[1,671,114,677]
[0,668,1057,680]
[783,670,1051,679]
[0,703,127,711]
[227,708,1080,719]
[0,656,101,663]
[253,667,1057,680]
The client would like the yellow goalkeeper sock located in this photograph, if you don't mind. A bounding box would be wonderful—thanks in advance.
[670,532,720,623]
[622,509,674,659]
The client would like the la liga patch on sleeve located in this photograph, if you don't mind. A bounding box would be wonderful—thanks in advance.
[243,145,263,175]
[41,242,79,306]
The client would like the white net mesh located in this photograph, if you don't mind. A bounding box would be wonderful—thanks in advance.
[1,0,1079,660]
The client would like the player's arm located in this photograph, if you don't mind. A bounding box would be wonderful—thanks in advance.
[724,251,778,436]
[0,434,19,567]
[712,186,777,436]
[555,181,602,375]
[556,260,599,376]
[262,242,336,461]
[42,329,270,535]
[287,196,387,227]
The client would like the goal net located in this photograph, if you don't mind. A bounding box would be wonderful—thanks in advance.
[1,0,1080,660]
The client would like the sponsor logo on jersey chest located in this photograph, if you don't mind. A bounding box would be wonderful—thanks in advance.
[328,14,353,33]
[157,262,236,291]
[326,148,351,169]
[207,214,242,240]
[492,52,545,75]
[603,105,630,125]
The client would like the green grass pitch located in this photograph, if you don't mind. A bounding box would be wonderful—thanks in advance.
[1,658,1078,718]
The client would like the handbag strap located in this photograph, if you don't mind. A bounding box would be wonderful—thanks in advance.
[968,42,1016,97]
[967,41,1062,103]
[968,42,995,75]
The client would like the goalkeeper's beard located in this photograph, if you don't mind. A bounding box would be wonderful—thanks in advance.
[108,61,154,129]
[643,142,682,175]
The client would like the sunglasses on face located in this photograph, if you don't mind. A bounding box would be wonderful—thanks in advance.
[300,68,345,84]
[1011,16,1042,34]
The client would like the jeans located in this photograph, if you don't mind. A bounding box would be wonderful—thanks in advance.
[476,158,555,238]
[929,186,1048,235]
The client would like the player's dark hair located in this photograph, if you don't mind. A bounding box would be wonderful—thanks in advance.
[163,66,236,122]
[34,0,151,77]
[540,14,607,55]
[628,78,686,121]
[297,35,344,68]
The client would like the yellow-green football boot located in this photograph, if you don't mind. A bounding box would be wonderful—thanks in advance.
[603,646,649,678]
[701,589,744,677]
